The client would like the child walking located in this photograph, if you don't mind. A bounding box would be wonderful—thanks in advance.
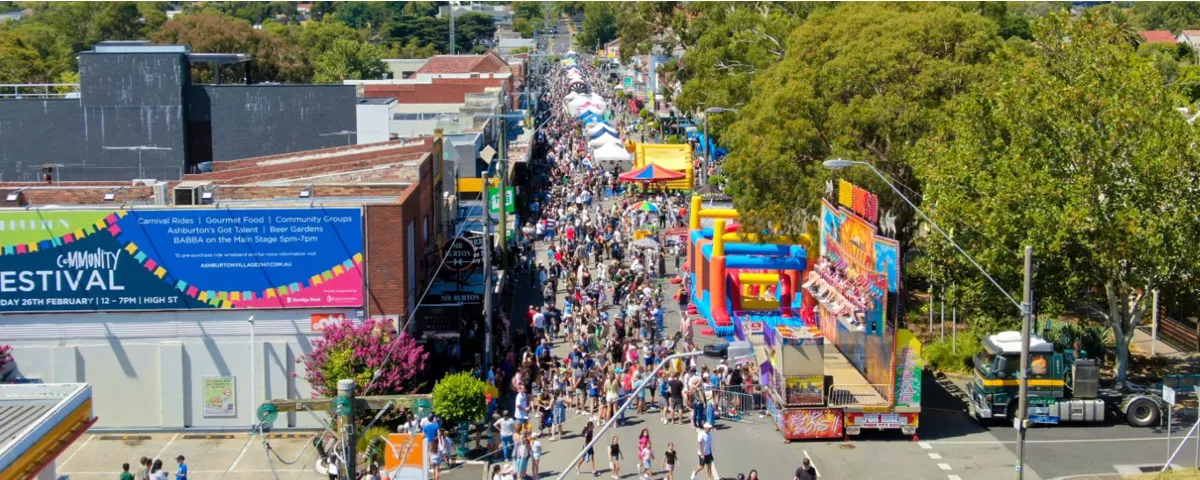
[608,435,623,480]
[639,440,655,479]
[663,443,677,480]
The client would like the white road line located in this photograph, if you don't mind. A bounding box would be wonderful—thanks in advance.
[50,469,310,476]
[948,476,962,480]
[937,463,952,471]
[928,453,942,460]
[57,434,94,469]
[152,433,179,464]
[918,441,932,449]
[227,434,258,472]
[802,450,820,477]
[928,436,1179,445]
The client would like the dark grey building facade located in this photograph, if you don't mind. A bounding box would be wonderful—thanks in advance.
[0,44,356,182]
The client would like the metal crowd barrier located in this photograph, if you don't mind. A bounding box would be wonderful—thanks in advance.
[713,384,766,420]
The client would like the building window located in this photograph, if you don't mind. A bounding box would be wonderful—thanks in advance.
[423,216,429,243]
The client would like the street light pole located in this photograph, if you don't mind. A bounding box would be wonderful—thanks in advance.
[821,158,1032,479]
[477,113,528,270]
[556,351,704,480]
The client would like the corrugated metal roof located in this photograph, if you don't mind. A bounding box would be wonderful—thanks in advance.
[0,404,52,446]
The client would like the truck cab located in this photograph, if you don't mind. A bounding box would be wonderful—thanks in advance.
[968,331,1062,421]
[968,331,1163,427]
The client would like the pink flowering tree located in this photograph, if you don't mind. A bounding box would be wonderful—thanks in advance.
[301,318,429,397]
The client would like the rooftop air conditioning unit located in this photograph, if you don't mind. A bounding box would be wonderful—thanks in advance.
[153,182,170,206]
[173,181,213,206]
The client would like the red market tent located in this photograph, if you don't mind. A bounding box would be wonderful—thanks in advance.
[618,164,686,182]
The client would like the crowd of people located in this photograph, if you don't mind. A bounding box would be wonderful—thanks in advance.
[474,58,770,480]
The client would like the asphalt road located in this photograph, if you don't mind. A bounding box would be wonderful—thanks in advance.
[923,375,1200,479]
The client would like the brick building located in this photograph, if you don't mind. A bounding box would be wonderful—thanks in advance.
[0,137,451,430]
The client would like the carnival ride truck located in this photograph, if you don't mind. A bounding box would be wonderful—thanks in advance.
[968,331,1166,427]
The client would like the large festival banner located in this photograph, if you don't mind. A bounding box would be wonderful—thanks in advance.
[0,208,364,313]
[837,210,876,269]
[874,237,900,293]
[819,199,842,257]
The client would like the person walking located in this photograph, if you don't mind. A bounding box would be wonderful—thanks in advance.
[663,443,678,480]
[638,440,656,480]
[690,423,714,480]
[577,421,597,476]
[429,435,443,480]
[608,435,623,480]
[793,458,817,480]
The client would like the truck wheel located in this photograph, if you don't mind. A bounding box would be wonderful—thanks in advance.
[1125,398,1161,427]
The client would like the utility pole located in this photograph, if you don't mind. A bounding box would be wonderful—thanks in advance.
[337,379,358,480]
[1015,245,1033,480]
[497,117,509,269]
[482,171,494,374]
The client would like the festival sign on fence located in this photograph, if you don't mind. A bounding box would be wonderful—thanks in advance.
[0,208,364,313]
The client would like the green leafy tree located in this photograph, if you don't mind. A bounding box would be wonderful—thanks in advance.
[1133,1,1200,32]
[577,2,616,52]
[390,37,438,59]
[513,1,544,34]
[188,1,297,25]
[313,37,387,83]
[671,2,819,114]
[513,17,534,38]
[153,12,311,83]
[454,12,497,54]
[138,3,170,33]
[555,1,585,18]
[400,1,439,18]
[909,11,1200,386]
[299,20,367,56]
[309,1,337,21]
[616,2,684,58]
[334,1,392,36]
[431,372,488,425]
[0,21,76,82]
[721,3,1000,236]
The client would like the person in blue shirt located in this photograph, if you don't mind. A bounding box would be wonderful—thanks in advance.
[421,413,440,441]
[174,455,188,480]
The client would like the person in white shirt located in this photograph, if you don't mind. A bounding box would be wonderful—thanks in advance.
[515,386,530,425]
[691,423,715,480]
[530,432,544,479]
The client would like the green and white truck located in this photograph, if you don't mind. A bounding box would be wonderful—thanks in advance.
[967,331,1165,427]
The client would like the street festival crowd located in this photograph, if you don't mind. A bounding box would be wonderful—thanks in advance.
[467,59,790,480]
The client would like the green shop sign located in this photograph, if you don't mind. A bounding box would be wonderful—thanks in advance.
[487,187,515,214]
